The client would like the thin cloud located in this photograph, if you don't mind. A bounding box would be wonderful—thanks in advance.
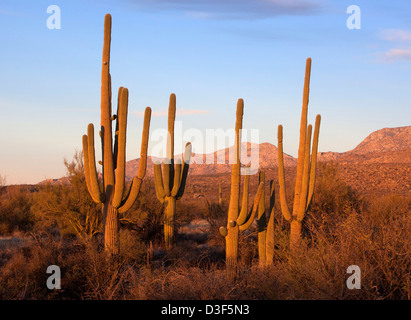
[127,0,323,19]
[378,29,411,63]
[0,9,27,17]
[133,108,212,117]
[380,29,411,43]
[380,48,411,62]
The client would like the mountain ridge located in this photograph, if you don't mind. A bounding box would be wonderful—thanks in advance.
[126,125,411,179]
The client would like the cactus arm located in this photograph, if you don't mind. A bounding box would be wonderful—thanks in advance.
[154,163,166,203]
[257,171,266,232]
[236,167,250,226]
[112,88,128,208]
[86,124,105,203]
[297,124,312,222]
[82,135,93,196]
[292,57,311,217]
[257,171,267,265]
[265,180,275,265]
[118,107,152,213]
[82,134,103,204]
[277,125,292,221]
[239,181,264,231]
[137,107,152,180]
[170,163,181,197]
[306,114,321,210]
[176,142,192,199]
[163,94,176,196]
[113,88,122,171]
[167,94,176,161]
[118,177,142,214]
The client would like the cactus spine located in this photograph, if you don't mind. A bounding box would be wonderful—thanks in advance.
[219,99,264,278]
[82,14,152,255]
[154,94,192,249]
[277,57,321,249]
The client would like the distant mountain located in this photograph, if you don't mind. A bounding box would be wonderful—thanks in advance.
[125,126,411,180]
[351,126,411,154]
[318,126,411,164]
[125,142,296,179]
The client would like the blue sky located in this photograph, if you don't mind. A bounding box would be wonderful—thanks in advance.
[0,0,410,184]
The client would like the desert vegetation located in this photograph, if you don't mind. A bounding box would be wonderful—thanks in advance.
[0,13,409,300]
[0,158,409,299]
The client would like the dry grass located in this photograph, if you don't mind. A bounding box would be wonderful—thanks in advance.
[0,163,409,300]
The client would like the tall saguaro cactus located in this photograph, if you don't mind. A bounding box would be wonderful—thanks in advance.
[154,94,192,249]
[219,99,264,278]
[277,57,321,249]
[82,14,152,255]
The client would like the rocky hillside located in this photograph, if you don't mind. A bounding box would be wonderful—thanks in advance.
[351,126,411,154]
[318,126,411,163]
[125,142,296,179]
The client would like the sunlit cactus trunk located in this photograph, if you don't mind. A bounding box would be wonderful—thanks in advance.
[82,14,152,255]
[104,204,119,255]
[164,196,176,249]
[277,57,321,251]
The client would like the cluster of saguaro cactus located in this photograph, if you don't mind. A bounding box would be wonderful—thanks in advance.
[277,57,321,250]
[81,14,321,264]
[219,99,264,278]
[154,94,192,249]
[256,171,275,266]
[82,14,152,255]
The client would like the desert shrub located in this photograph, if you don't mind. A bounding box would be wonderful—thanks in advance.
[119,178,165,245]
[306,162,362,238]
[0,231,147,300]
[268,194,411,300]
[0,186,35,235]
[33,152,102,241]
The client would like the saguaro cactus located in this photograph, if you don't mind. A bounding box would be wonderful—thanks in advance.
[218,183,223,207]
[277,57,321,249]
[82,14,152,255]
[219,99,264,278]
[154,94,192,249]
[256,171,275,267]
